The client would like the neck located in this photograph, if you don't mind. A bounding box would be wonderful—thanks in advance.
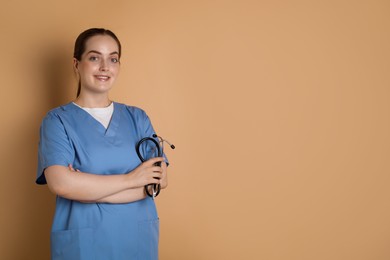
[74,94,112,108]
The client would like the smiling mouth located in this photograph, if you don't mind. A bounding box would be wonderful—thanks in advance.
[95,75,110,81]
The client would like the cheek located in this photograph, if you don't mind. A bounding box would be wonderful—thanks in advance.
[109,67,120,78]
[79,64,97,76]
[113,65,120,74]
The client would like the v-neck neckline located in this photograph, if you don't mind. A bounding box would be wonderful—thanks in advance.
[68,102,122,137]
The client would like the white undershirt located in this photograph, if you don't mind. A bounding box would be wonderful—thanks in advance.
[73,102,114,129]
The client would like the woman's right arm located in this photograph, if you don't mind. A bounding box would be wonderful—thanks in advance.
[44,157,164,202]
[92,161,168,204]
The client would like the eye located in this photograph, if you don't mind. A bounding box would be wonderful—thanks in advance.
[111,57,119,63]
[89,56,99,61]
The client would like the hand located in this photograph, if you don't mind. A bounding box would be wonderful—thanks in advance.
[68,164,80,173]
[160,161,168,189]
[128,157,164,188]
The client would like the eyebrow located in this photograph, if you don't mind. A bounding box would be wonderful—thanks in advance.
[86,50,119,55]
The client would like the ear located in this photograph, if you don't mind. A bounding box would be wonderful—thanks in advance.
[73,58,79,71]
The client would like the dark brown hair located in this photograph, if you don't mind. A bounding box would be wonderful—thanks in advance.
[73,28,122,97]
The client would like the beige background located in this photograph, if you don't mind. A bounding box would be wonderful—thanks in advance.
[1,0,389,259]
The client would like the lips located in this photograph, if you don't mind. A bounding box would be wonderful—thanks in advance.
[95,75,110,81]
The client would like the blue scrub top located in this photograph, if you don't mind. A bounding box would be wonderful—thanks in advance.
[37,102,164,260]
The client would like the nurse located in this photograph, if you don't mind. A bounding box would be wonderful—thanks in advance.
[37,28,168,260]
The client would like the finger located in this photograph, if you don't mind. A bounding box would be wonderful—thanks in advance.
[161,165,167,176]
[145,157,165,165]
[152,166,163,173]
[151,171,162,180]
[148,170,162,177]
[161,162,167,171]
[148,176,161,183]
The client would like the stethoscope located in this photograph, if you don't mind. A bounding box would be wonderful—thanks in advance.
[136,134,175,199]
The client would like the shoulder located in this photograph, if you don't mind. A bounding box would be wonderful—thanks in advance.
[114,102,155,133]
[115,102,149,119]
[40,103,77,128]
[44,102,77,118]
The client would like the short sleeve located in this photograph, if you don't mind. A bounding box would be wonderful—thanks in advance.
[36,113,75,184]
[142,111,170,166]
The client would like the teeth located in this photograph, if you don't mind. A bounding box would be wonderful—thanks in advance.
[96,76,109,80]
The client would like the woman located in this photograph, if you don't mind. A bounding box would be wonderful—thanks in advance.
[36,28,168,260]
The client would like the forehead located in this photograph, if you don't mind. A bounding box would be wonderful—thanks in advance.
[84,35,119,54]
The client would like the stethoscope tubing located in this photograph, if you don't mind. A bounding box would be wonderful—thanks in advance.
[135,137,162,198]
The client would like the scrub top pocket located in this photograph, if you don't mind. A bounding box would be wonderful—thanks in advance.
[137,218,159,260]
[51,228,94,260]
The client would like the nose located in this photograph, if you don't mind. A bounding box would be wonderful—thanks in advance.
[99,59,108,71]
